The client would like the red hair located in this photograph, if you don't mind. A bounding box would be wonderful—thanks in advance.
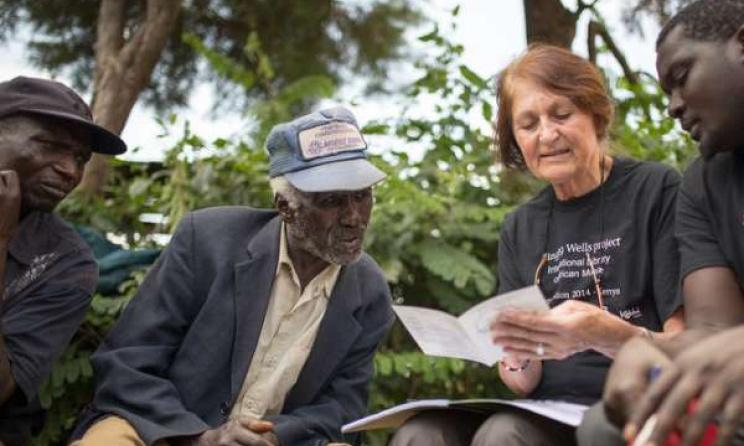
[494,44,615,169]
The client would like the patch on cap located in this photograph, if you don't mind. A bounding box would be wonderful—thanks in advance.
[298,122,367,160]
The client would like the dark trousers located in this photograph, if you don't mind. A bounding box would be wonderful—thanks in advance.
[575,403,625,446]
[388,407,577,446]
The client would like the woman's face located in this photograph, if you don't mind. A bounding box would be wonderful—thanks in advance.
[510,78,602,187]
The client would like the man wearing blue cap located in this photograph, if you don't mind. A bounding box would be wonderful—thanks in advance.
[72,106,393,446]
[0,76,127,446]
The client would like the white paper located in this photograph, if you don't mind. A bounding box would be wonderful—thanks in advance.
[342,398,588,432]
[392,306,483,363]
[341,399,450,432]
[393,285,550,366]
[495,399,589,427]
[459,285,551,366]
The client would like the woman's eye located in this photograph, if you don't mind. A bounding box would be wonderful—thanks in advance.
[519,121,537,131]
[555,112,572,120]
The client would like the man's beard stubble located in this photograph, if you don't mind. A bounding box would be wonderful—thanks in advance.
[287,213,365,267]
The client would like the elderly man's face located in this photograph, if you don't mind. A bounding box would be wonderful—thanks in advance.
[288,188,374,266]
[0,115,92,213]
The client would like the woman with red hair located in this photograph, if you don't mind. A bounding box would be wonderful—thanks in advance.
[389,45,685,446]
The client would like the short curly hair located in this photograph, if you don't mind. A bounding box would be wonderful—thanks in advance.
[657,0,744,48]
[494,44,614,169]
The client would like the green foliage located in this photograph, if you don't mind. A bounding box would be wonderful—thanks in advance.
[0,0,421,111]
[610,73,697,170]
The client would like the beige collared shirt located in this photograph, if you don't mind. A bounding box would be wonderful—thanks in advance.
[230,223,341,420]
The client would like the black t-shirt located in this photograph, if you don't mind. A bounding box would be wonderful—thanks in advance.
[676,151,744,287]
[0,211,97,446]
[498,157,683,405]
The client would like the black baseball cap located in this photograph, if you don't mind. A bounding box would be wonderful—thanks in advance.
[0,76,127,155]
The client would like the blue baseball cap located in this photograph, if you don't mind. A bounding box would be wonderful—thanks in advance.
[266,106,386,192]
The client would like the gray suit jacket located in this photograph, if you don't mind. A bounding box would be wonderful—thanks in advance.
[82,207,393,446]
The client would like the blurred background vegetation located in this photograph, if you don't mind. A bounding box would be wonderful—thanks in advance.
[0,1,698,445]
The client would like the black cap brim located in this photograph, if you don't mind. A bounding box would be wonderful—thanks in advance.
[21,108,127,155]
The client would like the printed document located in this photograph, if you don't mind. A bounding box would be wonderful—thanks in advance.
[393,285,549,366]
[342,398,588,432]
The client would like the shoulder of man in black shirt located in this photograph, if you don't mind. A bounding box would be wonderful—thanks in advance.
[675,150,744,336]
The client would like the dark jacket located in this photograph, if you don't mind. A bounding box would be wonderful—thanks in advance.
[77,207,393,446]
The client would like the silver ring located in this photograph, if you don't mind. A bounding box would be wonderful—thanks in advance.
[536,342,545,357]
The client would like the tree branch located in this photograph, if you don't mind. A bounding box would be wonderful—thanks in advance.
[93,0,126,102]
[81,0,183,195]
[576,0,601,17]
[523,0,577,48]
[587,20,639,85]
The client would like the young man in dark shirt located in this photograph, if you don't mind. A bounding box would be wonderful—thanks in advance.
[0,76,127,446]
[578,1,744,445]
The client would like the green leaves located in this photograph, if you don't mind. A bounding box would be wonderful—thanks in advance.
[610,71,697,170]
[417,239,494,296]
[459,65,487,89]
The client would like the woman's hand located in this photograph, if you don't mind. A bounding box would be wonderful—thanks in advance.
[625,326,744,446]
[490,300,641,360]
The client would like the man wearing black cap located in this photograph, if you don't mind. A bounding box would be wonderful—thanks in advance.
[0,76,127,446]
[72,106,393,446]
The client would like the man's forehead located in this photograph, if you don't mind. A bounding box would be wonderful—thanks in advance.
[312,188,371,195]
[657,26,689,71]
[16,114,92,145]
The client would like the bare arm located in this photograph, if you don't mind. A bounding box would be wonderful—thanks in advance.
[655,267,744,358]
[603,269,742,429]
[497,357,542,396]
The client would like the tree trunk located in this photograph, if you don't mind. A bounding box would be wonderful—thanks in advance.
[523,0,577,48]
[79,0,183,196]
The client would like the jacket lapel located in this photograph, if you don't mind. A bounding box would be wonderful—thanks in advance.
[230,216,282,401]
[283,263,363,408]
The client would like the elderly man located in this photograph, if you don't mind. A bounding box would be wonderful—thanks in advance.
[0,76,127,446]
[577,1,744,445]
[72,106,393,446]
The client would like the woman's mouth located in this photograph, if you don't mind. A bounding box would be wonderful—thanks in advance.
[540,148,571,159]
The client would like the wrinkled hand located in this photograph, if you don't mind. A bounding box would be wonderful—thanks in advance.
[186,417,277,446]
[603,337,671,428]
[0,171,21,240]
[490,300,615,361]
[626,326,744,446]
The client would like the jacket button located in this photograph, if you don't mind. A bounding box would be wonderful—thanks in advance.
[220,401,229,415]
